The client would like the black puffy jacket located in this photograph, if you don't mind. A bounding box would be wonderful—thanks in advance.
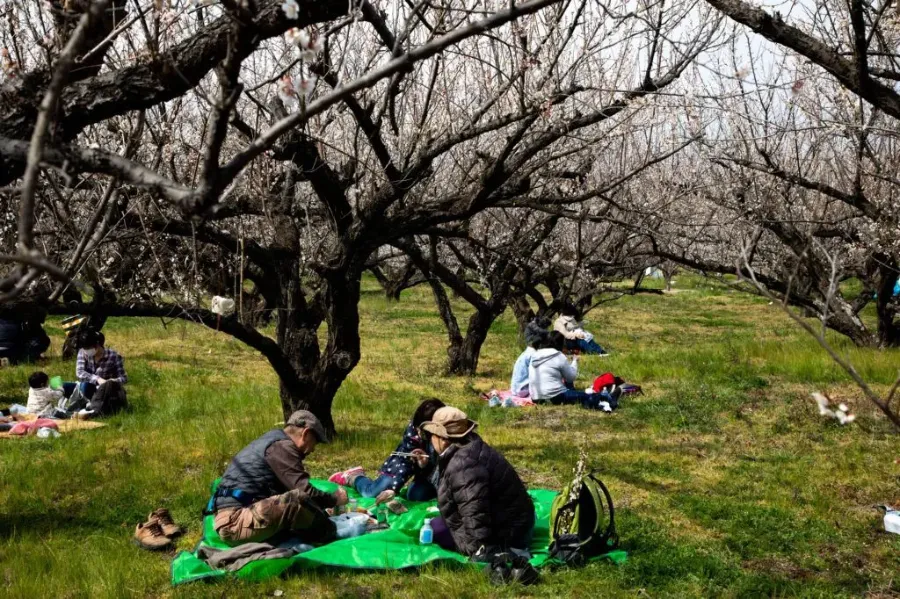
[436,433,535,556]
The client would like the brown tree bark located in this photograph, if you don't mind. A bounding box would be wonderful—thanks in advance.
[510,293,535,338]
[446,303,507,375]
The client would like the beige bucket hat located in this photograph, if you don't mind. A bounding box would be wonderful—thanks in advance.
[420,406,477,439]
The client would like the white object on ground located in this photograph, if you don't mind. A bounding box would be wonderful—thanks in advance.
[811,393,855,425]
[36,427,60,438]
[885,511,900,535]
[330,512,368,538]
[211,296,236,316]
[598,401,612,413]
[835,410,856,425]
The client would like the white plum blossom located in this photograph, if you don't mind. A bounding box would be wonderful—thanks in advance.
[278,75,296,103]
[307,34,323,55]
[281,0,300,20]
[286,28,322,62]
[276,74,316,105]
[294,74,317,99]
[285,28,304,46]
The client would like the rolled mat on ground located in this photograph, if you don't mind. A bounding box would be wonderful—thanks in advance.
[0,414,106,438]
[171,479,626,585]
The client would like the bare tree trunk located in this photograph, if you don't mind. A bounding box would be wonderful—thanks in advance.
[270,261,363,434]
[423,275,465,370]
[632,269,646,290]
[385,285,403,302]
[510,293,535,338]
[273,257,322,417]
[447,305,505,375]
[875,259,900,347]
[821,301,877,347]
[307,266,363,434]
[369,265,401,301]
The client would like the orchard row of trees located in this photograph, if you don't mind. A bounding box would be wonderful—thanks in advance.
[1,0,898,430]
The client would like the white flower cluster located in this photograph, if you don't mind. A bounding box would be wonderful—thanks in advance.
[285,28,323,62]
[278,74,317,104]
[281,0,300,20]
[276,28,323,105]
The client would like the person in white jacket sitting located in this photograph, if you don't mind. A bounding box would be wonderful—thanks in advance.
[528,332,602,408]
[553,304,608,356]
[26,371,63,417]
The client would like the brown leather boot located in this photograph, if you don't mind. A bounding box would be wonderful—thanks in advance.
[148,508,183,538]
[134,520,172,550]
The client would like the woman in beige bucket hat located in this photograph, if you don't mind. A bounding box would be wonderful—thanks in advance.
[419,406,535,559]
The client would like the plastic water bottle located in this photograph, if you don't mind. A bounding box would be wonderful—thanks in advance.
[349,498,358,513]
[488,393,501,408]
[501,397,514,408]
[419,518,434,545]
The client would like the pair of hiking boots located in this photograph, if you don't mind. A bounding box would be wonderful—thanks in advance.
[484,553,540,586]
[134,509,183,551]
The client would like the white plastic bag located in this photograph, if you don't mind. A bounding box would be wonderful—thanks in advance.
[211,296,236,316]
[330,512,368,539]
[886,511,900,535]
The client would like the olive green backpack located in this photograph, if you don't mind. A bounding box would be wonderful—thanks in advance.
[548,470,618,566]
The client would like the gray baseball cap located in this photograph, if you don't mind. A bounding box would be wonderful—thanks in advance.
[285,410,329,443]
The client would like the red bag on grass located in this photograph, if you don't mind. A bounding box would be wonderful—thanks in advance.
[592,373,617,393]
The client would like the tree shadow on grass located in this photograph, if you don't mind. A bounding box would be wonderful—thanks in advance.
[0,510,133,539]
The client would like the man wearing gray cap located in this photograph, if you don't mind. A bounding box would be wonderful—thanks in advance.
[207,410,349,545]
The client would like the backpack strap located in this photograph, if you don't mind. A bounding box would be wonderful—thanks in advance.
[551,498,579,541]
[588,471,619,550]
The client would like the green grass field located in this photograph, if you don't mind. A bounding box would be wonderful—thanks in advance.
[1,275,899,598]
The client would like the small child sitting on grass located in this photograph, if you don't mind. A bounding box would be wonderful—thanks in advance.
[26,371,63,417]
[329,398,445,504]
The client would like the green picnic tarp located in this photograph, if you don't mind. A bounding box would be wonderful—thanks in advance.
[171,479,626,585]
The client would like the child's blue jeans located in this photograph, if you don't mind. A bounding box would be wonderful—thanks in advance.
[354,474,438,500]
[354,474,397,498]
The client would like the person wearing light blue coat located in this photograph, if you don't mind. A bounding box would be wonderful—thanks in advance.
[510,320,550,396]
